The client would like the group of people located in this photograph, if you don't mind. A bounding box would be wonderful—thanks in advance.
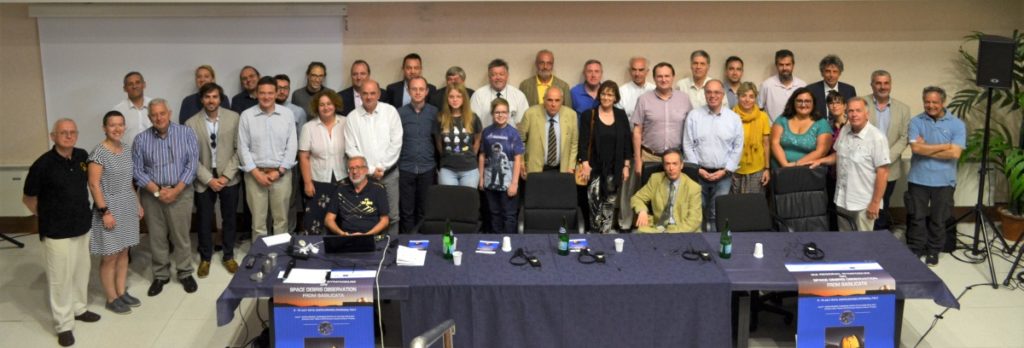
[23,48,965,346]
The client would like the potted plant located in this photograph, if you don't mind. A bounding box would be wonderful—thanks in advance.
[953,30,1024,240]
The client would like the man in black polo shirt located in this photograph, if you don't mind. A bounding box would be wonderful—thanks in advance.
[325,156,390,235]
[23,119,101,347]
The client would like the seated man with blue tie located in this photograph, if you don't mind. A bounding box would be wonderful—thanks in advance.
[630,149,702,233]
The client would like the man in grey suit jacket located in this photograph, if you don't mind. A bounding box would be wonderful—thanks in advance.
[184,82,242,278]
[864,70,910,231]
[518,49,573,107]
[807,54,857,119]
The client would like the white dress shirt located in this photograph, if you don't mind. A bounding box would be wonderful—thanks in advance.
[617,81,655,118]
[470,84,530,129]
[344,103,404,173]
[299,116,348,182]
[112,97,152,145]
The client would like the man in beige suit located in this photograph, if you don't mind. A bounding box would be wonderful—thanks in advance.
[518,49,573,107]
[184,82,242,278]
[863,70,910,231]
[518,87,578,175]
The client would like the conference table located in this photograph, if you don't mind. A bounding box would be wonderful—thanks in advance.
[217,233,733,347]
[216,231,957,348]
[700,231,960,348]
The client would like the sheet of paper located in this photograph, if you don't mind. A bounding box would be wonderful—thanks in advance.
[282,268,330,284]
[261,233,292,247]
[396,245,427,266]
[329,270,378,279]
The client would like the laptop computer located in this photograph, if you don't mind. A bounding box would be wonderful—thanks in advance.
[323,235,377,254]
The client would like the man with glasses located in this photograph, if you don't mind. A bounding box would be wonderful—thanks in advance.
[23,119,101,347]
[185,82,241,278]
[682,80,744,231]
[325,156,390,236]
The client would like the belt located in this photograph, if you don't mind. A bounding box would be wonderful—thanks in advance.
[641,146,665,156]
[256,167,279,174]
[700,166,725,173]
[543,165,560,172]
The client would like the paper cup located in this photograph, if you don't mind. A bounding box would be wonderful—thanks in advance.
[614,238,625,253]
[453,251,463,266]
[502,236,512,252]
[753,243,764,259]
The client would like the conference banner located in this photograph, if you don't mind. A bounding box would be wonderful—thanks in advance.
[787,262,896,348]
[272,271,376,348]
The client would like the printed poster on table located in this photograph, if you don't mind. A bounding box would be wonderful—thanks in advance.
[273,270,376,348]
[786,262,896,348]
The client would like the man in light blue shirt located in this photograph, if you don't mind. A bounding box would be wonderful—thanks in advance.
[906,86,965,267]
[682,80,744,231]
[238,76,298,238]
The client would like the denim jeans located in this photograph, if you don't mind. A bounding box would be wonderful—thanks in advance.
[438,167,480,188]
[699,175,732,232]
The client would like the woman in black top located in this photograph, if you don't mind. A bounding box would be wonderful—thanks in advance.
[578,81,633,233]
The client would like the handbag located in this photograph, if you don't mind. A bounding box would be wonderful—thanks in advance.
[575,110,596,186]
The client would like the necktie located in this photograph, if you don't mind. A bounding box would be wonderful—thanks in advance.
[661,180,677,226]
[496,91,502,99]
[547,117,558,167]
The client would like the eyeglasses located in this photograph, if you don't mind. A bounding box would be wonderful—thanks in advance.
[348,165,367,171]
[210,133,217,149]
[795,99,813,105]
[55,131,78,137]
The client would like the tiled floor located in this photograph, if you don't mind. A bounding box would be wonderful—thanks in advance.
[1,224,1022,348]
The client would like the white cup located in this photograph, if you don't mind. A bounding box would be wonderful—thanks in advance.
[753,243,764,259]
[452,251,463,266]
[502,236,512,252]
[614,238,625,253]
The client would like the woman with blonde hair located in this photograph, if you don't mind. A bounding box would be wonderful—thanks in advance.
[434,84,483,187]
[731,82,772,193]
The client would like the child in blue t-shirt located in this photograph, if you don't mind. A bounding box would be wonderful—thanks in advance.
[478,98,524,234]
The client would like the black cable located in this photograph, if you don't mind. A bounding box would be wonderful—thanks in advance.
[255,298,267,329]
[226,299,256,348]
[912,282,991,348]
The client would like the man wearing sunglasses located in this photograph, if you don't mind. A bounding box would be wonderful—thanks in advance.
[185,82,241,278]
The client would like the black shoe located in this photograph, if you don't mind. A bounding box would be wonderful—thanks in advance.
[926,253,939,267]
[180,275,198,293]
[147,279,169,297]
[57,330,75,347]
[74,310,101,322]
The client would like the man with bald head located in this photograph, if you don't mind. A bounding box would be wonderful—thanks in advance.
[518,87,579,175]
[518,49,573,107]
[340,60,383,116]
[112,71,152,145]
[570,59,604,116]
[133,99,200,296]
[618,56,655,118]
[345,79,404,237]
[24,119,100,346]
[683,79,743,231]
[808,97,890,232]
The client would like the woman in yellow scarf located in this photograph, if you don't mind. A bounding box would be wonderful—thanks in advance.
[731,82,771,193]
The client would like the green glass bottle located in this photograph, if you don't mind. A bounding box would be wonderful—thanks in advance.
[442,219,454,260]
[719,219,732,259]
[557,216,570,256]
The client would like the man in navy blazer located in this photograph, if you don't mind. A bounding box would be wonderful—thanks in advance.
[339,60,384,116]
[807,54,856,119]
[384,53,437,108]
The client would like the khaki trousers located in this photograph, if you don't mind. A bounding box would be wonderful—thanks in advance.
[142,187,195,280]
[43,233,91,332]
[245,170,293,238]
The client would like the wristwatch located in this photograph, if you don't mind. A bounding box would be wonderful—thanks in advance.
[153,190,160,198]
[95,206,108,214]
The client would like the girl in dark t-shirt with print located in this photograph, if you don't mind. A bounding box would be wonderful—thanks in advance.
[478,98,524,234]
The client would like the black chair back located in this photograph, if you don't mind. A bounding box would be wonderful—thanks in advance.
[520,172,582,233]
[418,185,480,234]
[769,166,829,232]
[715,193,774,232]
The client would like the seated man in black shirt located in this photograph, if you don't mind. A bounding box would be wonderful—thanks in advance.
[325,156,390,235]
